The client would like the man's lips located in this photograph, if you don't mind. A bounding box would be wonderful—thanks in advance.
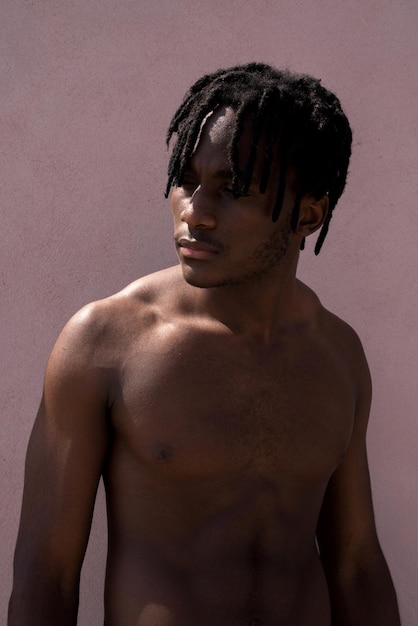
[177,237,220,259]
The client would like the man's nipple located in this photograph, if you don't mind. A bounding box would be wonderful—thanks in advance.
[154,444,174,461]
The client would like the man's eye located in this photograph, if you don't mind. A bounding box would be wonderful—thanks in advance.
[181,180,197,191]
[223,185,250,198]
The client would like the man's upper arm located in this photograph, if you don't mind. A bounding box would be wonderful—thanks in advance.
[13,303,112,593]
[317,333,380,575]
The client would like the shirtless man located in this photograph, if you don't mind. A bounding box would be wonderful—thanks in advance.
[9,63,401,625]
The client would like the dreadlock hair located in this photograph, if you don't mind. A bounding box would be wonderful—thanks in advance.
[165,62,352,255]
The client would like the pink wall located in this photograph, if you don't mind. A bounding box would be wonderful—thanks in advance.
[1,1,417,623]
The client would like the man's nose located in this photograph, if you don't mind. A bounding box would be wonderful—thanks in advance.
[180,185,216,229]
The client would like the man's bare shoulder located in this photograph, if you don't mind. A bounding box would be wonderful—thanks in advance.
[296,279,371,391]
[56,266,185,354]
[116,265,187,310]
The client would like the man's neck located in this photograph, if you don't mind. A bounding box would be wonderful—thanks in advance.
[188,256,300,345]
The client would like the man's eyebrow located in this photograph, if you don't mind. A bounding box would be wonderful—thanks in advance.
[183,165,233,178]
[183,165,259,186]
[213,168,260,185]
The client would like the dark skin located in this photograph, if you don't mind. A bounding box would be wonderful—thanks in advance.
[9,107,400,625]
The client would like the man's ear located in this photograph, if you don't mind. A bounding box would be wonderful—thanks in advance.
[295,194,329,237]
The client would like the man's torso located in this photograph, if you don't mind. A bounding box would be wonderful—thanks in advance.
[86,267,359,626]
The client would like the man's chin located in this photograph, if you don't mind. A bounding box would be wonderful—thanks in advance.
[180,267,251,290]
[180,264,225,289]
[181,272,217,289]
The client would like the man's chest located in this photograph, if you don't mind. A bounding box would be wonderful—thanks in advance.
[110,328,355,483]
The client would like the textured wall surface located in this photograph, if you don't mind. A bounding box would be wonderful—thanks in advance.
[1,1,417,623]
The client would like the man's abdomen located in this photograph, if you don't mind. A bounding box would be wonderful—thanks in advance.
[103,531,331,626]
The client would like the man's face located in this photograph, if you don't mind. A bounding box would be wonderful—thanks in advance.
[171,106,299,289]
